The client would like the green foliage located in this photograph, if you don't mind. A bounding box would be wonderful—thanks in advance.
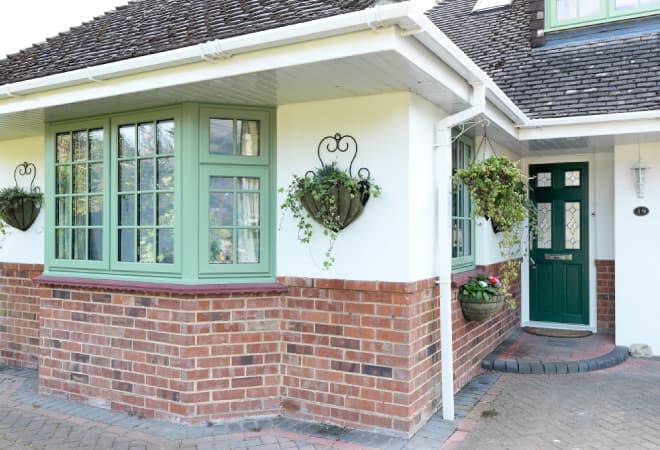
[280,163,380,269]
[453,156,537,309]
[460,273,502,303]
[0,186,43,219]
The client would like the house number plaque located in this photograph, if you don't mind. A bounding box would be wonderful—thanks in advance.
[633,206,649,217]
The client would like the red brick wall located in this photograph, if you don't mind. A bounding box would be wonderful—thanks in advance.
[596,259,615,335]
[451,261,522,390]
[280,277,440,436]
[0,263,43,368]
[39,287,282,424]
[1,262,520,437]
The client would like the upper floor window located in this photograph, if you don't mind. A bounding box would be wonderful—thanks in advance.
[46,104,275,284]
[546,0,660,30]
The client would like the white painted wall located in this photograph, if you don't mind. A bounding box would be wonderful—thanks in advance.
[0,136,45,264]
[277,92,441,282]
[615,141,660,354]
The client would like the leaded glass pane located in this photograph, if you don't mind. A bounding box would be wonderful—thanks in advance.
[139,158,155,191]
[210,176,233,190]
[56,166,71,194]
[72,131,88,161]
[157,193,175,226]
[157,157,174,190]
[73,196,87,226]
[56,229,71,260]
[537,172,552,188]
[237,120,260,156]
[89,195,103,227]
[210,119,234,155]
[210,192,233,226]
[237,193,260,227]
[73,228,87,260]
[119,160,136,192]
[139,194,155,226]
[565,170,581,187]
[138,229,156,263]
[119,195,136,226]
[238,177,260,191]
[157,229,174,264]
[89,129,104,161]
[56,198,71,226]
[89,229,103,261]
[210,229,233,264]
[537,202,552,249]
[73,164,87,193]
[89,163,103,193]
[565,202,581,249]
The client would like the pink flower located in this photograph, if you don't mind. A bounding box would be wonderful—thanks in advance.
[488,276,501,287]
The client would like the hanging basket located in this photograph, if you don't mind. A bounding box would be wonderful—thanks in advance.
[459,293,504,322]
[0,162,43,231]
[0,195,42,231]
[300,181,370,231]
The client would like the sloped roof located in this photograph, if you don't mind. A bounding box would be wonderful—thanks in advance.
[427,0,660,118]
[0,0,373,86]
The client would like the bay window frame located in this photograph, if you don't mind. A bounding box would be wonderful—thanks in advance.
[546,0,660,31]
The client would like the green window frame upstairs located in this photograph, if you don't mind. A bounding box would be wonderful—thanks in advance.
[546,0,660,31]
[452,133,475,272]
[45,104,276,284]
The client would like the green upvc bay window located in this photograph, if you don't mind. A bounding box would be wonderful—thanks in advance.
[546,0,660,31]
[45,104,276,284]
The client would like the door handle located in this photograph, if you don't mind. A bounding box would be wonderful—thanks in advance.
[544,254,573,261]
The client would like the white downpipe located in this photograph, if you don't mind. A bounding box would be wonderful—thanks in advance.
[435,83,486,421]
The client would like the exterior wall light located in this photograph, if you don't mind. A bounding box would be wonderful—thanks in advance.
[631,159,650,199]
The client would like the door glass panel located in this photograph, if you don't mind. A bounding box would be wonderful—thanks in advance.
[537,202,553,249]
[565,170,581,187]
[537,172,552,188]
[565,202,581,249]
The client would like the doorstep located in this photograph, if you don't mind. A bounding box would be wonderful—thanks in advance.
[482,329,628,374]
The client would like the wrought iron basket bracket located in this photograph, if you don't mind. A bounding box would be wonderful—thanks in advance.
[14,162,40,193]
[309,133,371,179]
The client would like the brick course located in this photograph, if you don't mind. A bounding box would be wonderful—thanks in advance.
[1,262,520,437]
[596,260,615,335]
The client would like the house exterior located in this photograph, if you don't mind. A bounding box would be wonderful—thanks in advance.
[0,0,657,438]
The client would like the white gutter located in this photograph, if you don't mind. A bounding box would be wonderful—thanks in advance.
[0,2,421,98]
[435,82,486,421]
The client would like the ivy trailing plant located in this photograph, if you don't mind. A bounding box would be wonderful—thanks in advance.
[280,162,380,269]
[453,155,537,309]
[0,186,44,231]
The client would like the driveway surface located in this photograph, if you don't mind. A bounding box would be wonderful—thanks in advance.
[445,358,660,449]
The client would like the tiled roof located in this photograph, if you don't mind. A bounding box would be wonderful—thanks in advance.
[0,0,373,86]
[427,0,660,118]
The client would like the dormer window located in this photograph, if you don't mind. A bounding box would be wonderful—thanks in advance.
[546,0,660,30]
[473,0,513,11]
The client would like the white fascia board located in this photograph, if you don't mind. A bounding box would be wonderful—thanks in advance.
[392,32,472,103]
[0,2,420,98]
[484,101,518,139]
[519,111,660,140]
[0,29,399,116]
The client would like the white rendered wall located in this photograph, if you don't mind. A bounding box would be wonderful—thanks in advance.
[0,136,45,264]
[277,92,432,282]
[615,141,659,354]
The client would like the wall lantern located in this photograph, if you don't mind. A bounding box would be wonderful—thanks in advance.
[631,145,650,199]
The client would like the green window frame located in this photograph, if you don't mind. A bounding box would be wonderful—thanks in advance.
[546,0,660,31]
[452,133,475,272]
[45,104,276,284]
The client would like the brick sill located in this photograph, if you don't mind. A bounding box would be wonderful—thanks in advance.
[33,275,288,296]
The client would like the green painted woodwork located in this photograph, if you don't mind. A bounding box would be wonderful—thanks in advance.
[452,133,476,272]
[546,0,660,31]
[45,103,276,284]
[529,162,589,325]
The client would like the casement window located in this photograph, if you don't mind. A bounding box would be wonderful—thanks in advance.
[452,133,475,272]
[546,0,660,30]
[46,104,275,284]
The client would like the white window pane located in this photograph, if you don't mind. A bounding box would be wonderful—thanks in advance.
[640,0,660,5]
[615,0,638,9]
[580,0,602,16]
[557,0,578,20]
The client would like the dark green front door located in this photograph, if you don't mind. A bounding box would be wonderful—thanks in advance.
[530,163,589,325]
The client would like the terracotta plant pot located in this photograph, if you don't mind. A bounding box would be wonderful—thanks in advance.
[459,293,504,321]
[300,182,370,231]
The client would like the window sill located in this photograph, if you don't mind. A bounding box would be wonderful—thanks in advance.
[33,274,288,296]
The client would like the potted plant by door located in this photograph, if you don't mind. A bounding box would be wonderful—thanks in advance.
[459,273,504,321]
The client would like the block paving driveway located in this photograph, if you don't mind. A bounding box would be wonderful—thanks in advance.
[1,357,660,449]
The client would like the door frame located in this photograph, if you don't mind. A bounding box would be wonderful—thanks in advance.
[521,155,597,332]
